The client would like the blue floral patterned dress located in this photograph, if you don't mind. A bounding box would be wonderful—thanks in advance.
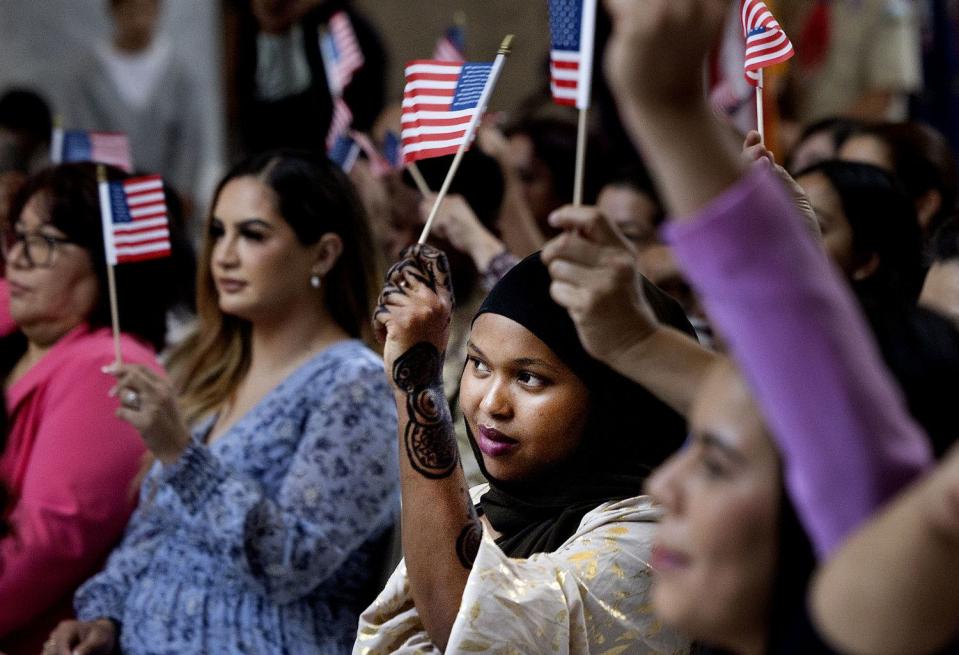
[74,340,399,654]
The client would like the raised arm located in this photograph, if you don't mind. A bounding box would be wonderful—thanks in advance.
[602,0,931,556]
[811,443,959,655]
[373,244,482,651]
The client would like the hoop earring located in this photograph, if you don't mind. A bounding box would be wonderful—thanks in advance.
[310,274,322,289]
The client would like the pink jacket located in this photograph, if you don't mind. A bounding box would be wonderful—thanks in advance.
[0,325,158,654]
[0,279,15,338]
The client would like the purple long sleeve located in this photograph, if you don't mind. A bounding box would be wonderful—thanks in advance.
[664,166,932,557]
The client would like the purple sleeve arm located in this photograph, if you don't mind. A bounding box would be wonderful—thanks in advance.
[664,166,932,557]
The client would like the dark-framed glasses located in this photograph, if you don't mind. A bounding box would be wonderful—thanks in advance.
[1,230,75,268]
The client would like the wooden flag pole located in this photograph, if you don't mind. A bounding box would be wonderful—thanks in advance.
[573,108,589,206]
[96,165,123,366]
[418,34,514,244]
[756,69,765,144]
[406,162,432,197]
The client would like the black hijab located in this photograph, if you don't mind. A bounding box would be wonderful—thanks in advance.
[470,253,695,558]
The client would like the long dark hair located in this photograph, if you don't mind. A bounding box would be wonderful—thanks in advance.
[797,160,924,305]
[167,149,382,424]
[6,163,177,350]
[848,122,958,237]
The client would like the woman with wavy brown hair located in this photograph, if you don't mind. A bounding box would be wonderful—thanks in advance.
[48,150,399,655]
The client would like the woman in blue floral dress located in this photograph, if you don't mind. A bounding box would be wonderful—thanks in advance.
[45,151,398,655]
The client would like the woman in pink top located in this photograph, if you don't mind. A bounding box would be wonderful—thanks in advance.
[0,279,15,337]
[0,163,178,655]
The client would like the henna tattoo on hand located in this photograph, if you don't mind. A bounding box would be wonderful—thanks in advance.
[393,343,458,479]
[455,520,483,568]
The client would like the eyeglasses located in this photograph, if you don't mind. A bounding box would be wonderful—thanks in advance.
[1,230,75,268]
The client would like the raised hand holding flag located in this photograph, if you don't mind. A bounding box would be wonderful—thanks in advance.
[97,167,171,364]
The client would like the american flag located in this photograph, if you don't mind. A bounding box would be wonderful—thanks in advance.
[383,131,403,171]
[351,131,392,176]
[328,133,361,173]
[326,96,353,150]
[741,0,794,86]
[99,174,171,265]
[433,24,466,62]
[320,11,365,96]
[55,129,133,173]
[401,59,494,163]
[548,0,597,109]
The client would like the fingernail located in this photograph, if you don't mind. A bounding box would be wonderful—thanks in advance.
[108,386,117,397]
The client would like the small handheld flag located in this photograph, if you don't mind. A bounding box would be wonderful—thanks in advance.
[326,96,354,150]
[548,0,598,110]
[416,35,513,244]
[401,60,495,164]
[320,11,365,97]
[741,0,795,87]
[96,168,171,365]
[99,174,172,266]
[383,131,404,171]
[328,133,361,173]
[741,0,794,142]
[434,23,466,62]
[52,128,133,172]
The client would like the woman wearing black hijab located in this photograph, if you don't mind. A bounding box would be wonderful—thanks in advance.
[354,247,693,654]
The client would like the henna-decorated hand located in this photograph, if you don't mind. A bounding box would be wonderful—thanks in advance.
[373,244,455,382]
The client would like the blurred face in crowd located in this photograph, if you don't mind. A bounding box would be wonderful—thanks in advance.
[647,362,781,654]
[4,194,99,345]
[788,128,838,175]
[507,134,561,232]
[460,313,590,482]
[110,0,161,52]
[838,135,894,172]
[208,176,323,324]
[796,171,859,278]
[597,183,660,251]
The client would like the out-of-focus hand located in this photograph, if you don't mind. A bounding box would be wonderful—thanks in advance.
[541,205,659,364]
[603,0,731,111]
[373,244,454,382]
[742,131,821,238]
[108,364,190,464]
[476,124,510,163]
[419,193,505,270]
[46,618,116,655]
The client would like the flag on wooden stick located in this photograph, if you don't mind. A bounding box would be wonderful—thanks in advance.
[99,174,172,265]
[400,60,496,163]
[52,128,133,172]
[415,35,513,244]
[548,0,598,109]
[320,11,365,95]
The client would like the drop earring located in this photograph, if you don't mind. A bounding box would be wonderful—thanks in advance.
[310,274,322,289]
